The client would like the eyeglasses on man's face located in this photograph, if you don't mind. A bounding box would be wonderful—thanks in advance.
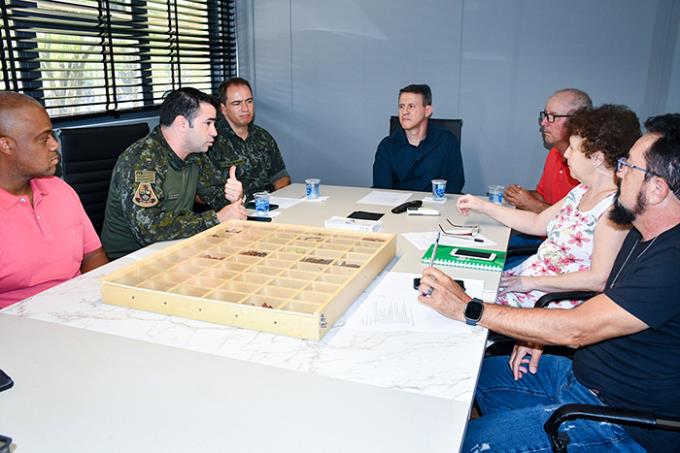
[539,111,572,123]
[616,157,660,178]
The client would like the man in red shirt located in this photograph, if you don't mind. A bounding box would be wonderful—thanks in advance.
[504,88,592,212]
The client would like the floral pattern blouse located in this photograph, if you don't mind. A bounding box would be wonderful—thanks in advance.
[498,184,615,309]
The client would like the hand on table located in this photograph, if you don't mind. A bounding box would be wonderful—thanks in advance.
[504,185,548,213]
[216,199,247,222]
[417,266,470,321]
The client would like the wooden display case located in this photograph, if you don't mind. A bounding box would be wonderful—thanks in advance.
[101,220,396,340]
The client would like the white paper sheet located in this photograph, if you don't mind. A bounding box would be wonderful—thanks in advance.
[402,231,497,250]
[269,196,303,209]
[343,272,485,333]
[300,196,330,203]
[356,191,413,207]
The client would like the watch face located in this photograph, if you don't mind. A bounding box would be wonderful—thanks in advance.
[465,300,484,320]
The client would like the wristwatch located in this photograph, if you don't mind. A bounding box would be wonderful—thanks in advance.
[464,298,485,326]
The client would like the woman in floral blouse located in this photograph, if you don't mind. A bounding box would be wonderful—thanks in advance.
[457,104,641,308]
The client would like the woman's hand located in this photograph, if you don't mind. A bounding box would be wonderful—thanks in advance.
[498,274,534,296]
[456,194,488,216]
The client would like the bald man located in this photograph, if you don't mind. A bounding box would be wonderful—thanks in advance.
[505,88,592,213]
[0,92,108,308]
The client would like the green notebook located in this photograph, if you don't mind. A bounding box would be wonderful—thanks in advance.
[421,244,506,271]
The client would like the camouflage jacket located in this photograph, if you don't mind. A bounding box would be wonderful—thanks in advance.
[101,126,228,259]
[207,117,289,198]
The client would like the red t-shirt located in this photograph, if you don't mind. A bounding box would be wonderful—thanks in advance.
[535,147,579,205]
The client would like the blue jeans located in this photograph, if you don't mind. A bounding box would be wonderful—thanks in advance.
[462,356,646,452]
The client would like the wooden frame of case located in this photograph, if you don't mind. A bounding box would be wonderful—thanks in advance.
[101,220,396,340]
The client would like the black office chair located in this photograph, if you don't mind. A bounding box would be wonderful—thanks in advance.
[530,291,680,452]
[57,122,150,234]
[544,403,680,453]
[482,289,680,451]
[389,116,463,145]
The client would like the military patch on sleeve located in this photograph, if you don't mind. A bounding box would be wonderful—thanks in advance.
[133,182,159,207]
[135,170,156,184]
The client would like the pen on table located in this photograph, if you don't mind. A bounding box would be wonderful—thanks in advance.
[428,231,440,268]
[420,232,441,296]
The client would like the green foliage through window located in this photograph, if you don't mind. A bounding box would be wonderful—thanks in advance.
[0,0,237,118]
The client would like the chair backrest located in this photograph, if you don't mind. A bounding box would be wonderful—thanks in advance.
[57,122,150,234]
[389,116,463,144]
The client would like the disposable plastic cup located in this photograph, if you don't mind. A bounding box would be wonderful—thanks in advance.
[431,179,447,201]
[305,178,321,200]
[254,191,270,215]
[487,185,504,204]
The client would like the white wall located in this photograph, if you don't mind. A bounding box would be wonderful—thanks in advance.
[667,2,680,113]
[239,0,680,195]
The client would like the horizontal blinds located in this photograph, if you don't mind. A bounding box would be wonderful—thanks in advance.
[0,0,236,118]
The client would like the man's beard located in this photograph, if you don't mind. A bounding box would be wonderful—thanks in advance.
[610,184,647,225]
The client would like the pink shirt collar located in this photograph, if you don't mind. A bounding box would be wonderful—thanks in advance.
[0,178,50,210]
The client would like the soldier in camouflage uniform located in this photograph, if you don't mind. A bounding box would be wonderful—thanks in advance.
[101,88,247,259]
[207,77,290,199]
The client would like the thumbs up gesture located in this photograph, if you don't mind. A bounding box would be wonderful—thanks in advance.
[224,165,244,203]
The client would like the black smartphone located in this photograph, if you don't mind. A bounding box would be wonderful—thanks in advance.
[413,277,465,291]
[347,211,384,221]
[246,216,272,222]
[450,248,496,261]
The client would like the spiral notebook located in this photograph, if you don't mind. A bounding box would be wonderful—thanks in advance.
[421,244,506,271]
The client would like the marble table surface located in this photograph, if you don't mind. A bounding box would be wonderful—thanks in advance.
[2,240,489,403]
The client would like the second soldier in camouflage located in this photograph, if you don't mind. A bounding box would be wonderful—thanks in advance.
[207,77,290,199]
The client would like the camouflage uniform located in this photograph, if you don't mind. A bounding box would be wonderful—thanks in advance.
[101,126,229,259]
[207,117,289,198]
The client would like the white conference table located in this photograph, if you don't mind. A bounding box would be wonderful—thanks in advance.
[0,184,510,453]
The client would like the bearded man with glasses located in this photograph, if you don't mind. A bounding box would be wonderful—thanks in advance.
[418,113,680,452]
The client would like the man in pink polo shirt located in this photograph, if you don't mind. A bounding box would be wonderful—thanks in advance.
[504,88,592,212]
[0,92,109,308]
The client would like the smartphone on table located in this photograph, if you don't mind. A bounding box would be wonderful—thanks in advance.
[450,248,496,261]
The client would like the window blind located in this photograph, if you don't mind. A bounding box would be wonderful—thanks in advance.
[0,0,237,118]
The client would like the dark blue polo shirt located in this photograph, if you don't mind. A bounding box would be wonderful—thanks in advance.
[372,122,464,193]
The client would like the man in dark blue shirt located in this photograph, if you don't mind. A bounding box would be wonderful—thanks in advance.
[418,113,680,452]
[372,84,464,193]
